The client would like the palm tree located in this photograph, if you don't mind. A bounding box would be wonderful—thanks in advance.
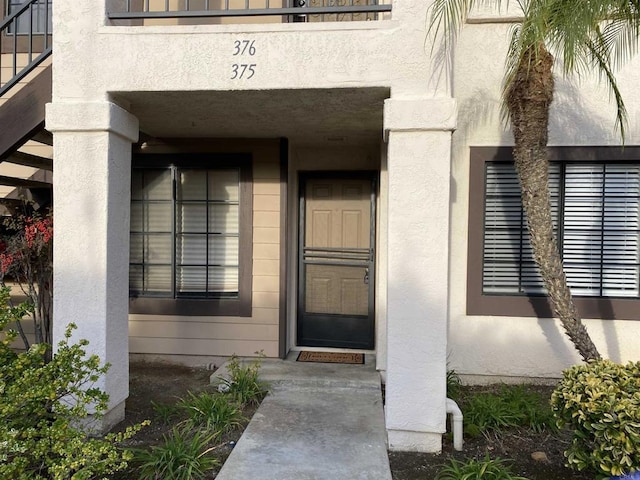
[430,0,640,362]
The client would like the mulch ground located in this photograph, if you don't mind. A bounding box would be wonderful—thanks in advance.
[111,362,257,479]
[115,364,593,480]
[389,385,593,480]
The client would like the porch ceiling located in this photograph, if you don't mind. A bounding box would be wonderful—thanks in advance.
[115,87,389,146]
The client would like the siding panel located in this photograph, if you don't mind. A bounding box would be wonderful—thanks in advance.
[129,321,278,340]
[129,144,283,359]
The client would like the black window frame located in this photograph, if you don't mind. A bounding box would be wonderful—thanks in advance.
[467,146,640,320]
[129,154,253,317]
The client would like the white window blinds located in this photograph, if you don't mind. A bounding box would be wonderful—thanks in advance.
[130,167,241,298]
[482,162,640,298]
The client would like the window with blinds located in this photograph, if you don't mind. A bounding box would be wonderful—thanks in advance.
[7,0,52,34]
[483,162,640,298]
[130,167,241,299]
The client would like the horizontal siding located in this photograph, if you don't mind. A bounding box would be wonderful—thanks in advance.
[253,180,280,195]
[253,291,280,309]
[254,243,280,260]
[130,312,277,325]
[130,142,283,359]
[253,275,279,293]
[253,194,280,211]
[129,321,278,340]
[254,226,279,244]
[0,55,51,101]
[130,337,279,357]
[253,259,280,276]
[254,211,279,227]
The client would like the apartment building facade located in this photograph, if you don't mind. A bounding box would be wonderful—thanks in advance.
[1,0,639,453]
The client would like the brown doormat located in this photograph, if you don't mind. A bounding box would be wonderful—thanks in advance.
[296,351,364,365]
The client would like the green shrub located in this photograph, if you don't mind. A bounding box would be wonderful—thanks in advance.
[151,400,180,425]
[217,354,268,406]
[464,384,555,437]
[436,455,529,480]
[134,427,219,480]
[551,359,640,478]
[446,369,462,401]
[176,391,244,433]
[0,287,145,479]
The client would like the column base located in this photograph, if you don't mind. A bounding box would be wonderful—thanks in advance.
[387,429,442,453]
[82,400,126,435]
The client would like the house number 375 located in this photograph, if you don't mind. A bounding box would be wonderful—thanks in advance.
[232,40,256,79]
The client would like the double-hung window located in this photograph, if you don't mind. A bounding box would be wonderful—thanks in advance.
[468,147,640,320]
[129,155,252,316]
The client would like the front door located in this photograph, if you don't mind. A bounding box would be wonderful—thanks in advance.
[297,173,376,349]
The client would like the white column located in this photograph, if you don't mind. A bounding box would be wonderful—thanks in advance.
[46,101,139,430]
[383,97,456,453]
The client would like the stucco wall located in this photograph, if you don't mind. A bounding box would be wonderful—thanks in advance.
[52,0,450,101]
[51,0,458,451]
[449,18,640,381]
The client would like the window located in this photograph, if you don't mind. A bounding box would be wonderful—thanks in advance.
[468,147,640,320]
[7,0,52,35]
[129,155,252,316]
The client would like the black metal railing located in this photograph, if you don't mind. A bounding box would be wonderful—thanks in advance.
[0,0,52,98]
[108,0,391,23]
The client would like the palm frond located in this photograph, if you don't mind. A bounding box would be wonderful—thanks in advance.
[584,36,629,141]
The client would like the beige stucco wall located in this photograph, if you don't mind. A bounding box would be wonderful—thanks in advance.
[449,16,640,382]
[128,139,281,359]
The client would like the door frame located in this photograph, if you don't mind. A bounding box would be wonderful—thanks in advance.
[296,170,378,349]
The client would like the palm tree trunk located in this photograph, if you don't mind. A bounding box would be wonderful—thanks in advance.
[505,44,601,362]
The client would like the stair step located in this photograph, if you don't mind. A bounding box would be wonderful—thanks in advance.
[6,151,52,170]
[0,175,51,189]
[0,65,51,161]
[31,130,53,146]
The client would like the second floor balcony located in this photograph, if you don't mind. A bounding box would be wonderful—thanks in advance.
[108,0,392,25]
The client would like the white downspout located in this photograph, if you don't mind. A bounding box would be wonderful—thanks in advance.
[446,398,464,451]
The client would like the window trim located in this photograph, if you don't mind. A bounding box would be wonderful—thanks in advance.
[129,154,253,317]
[467,146,640,320]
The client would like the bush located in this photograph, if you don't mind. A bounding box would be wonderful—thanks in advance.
[436,455,529,480]
[217,354,268,406]
[176,391,244,433]
[551,360,640,478]
[463,384,556,437]
[134,427,219,480]
[0,287,145,479]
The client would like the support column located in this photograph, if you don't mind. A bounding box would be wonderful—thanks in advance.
[383,97,456,452]
[46,101,139,430]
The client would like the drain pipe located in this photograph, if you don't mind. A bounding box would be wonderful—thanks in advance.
[446,398,463,451]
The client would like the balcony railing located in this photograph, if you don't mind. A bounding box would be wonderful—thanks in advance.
[0,0,52,98]
[108,0,391,23]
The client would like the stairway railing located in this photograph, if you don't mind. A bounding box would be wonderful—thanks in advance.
[0,0,52,98]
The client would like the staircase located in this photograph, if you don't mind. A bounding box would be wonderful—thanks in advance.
[0,0,53,213]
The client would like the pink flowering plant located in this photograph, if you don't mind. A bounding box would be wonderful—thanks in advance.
[0,206,53,351]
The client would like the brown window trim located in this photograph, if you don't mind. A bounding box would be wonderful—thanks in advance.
[1,0,52,54]
[467,145,640,321]
[129,153,253,317]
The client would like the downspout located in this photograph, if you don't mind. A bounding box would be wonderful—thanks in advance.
[446,398,463,451]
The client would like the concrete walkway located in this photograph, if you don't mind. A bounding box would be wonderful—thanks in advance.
[214,354,392,480]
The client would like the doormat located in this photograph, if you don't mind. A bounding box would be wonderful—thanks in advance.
[296,351,364,365]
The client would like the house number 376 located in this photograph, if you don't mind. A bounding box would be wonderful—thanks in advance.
[232,40,256,79]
